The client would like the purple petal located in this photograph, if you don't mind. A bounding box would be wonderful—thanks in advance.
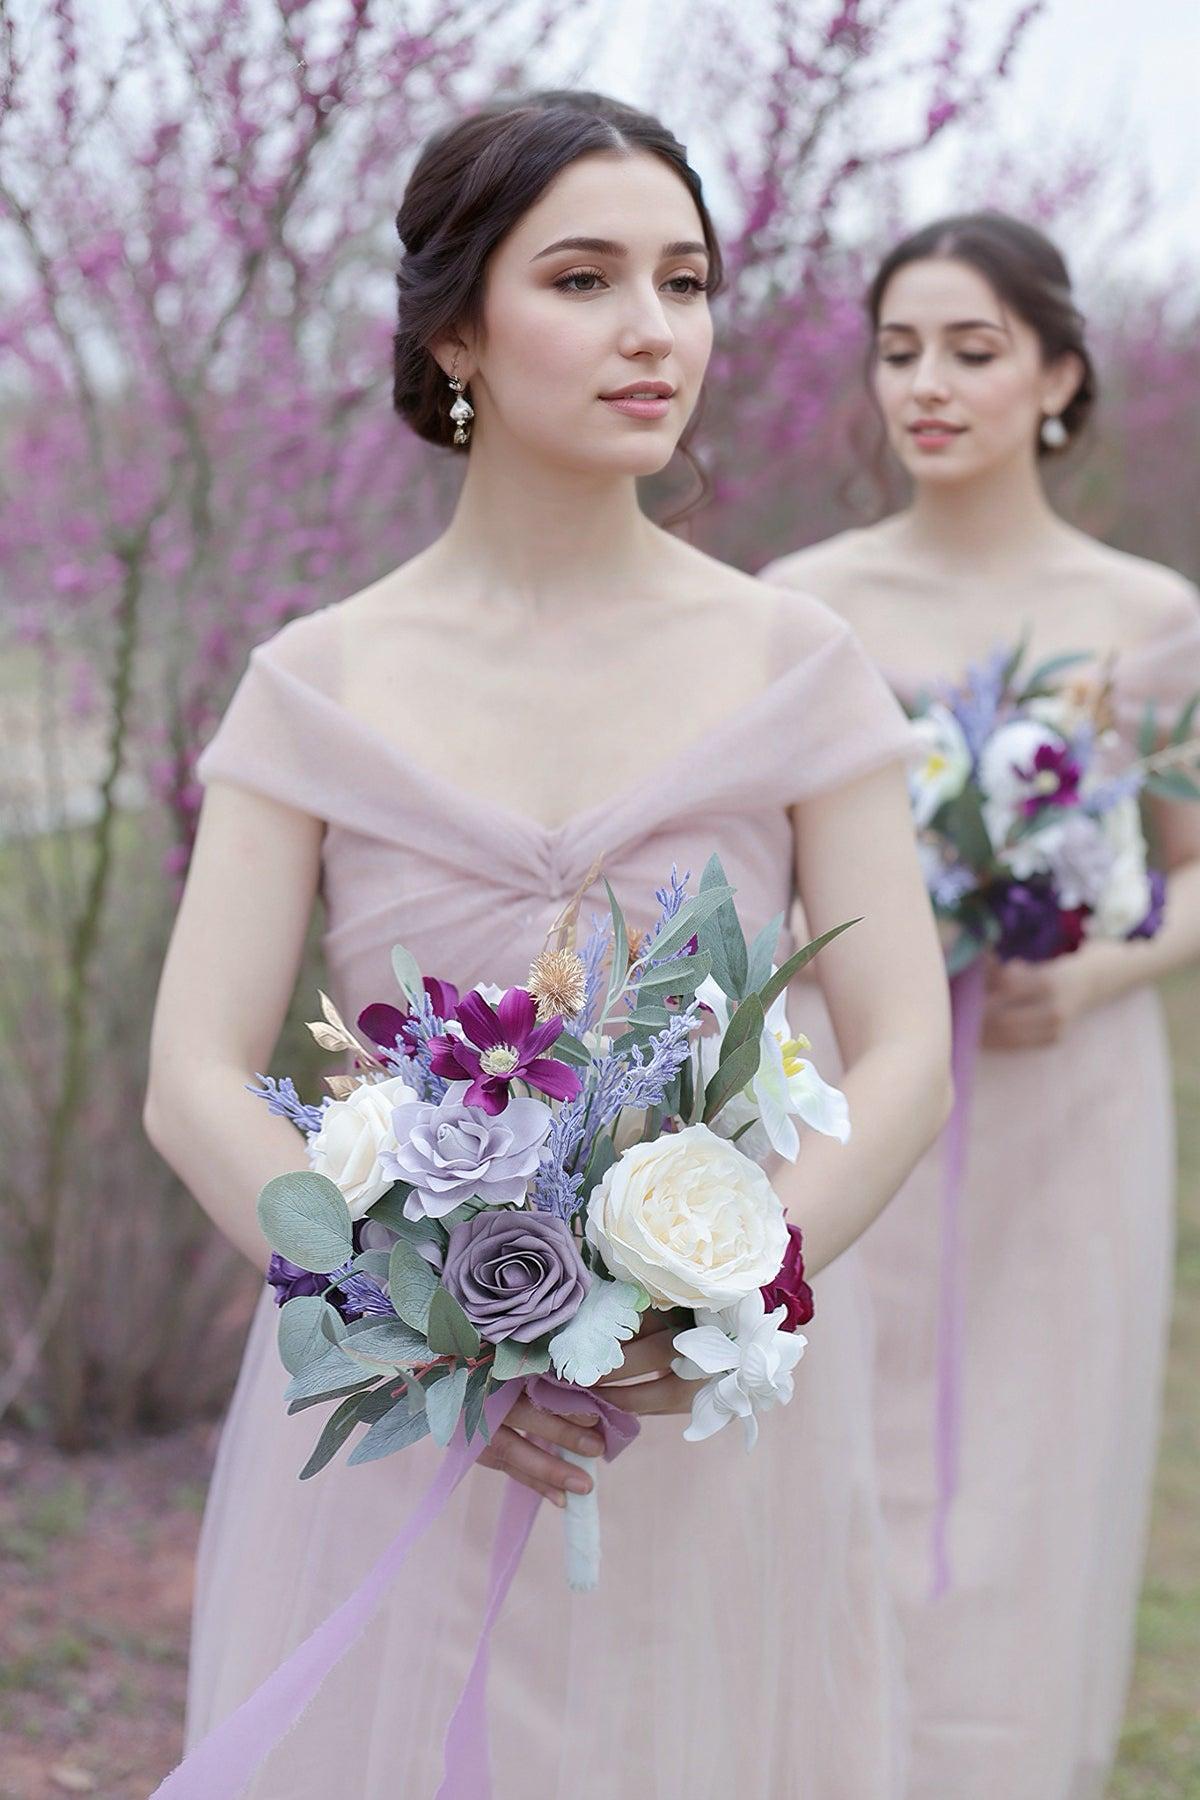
[496,986,537,1045]
[357,1001,409,1048]
[423,977,460,1019]
[464,1073,509,1116]
[430,1038,478,1081]
[524,1015,564,1059]
[456,990,504,1051]
[522,1057,583,1102]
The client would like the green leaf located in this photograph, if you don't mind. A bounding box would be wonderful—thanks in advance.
[491,1337,553,1381]
[649,882,738,965]
[686,857,745,994]
[1170,690,1200,746]
[1016,649,1091,700]
[363,1186,419,1235]
[352,1248,392,1280]
[581,1131,618,1195]
[634,949,712,995]
[603,878,630,1006]
[425,1364,470,1447]
[1145,769,1200,802]
[346,1393,431,1466]
[257,1171,353,1273]
[548,1030,593,1069]
[931,785,994,870]
[745,912,784,994]
[718,993,764,1069]
[944,929,986,978]
[339,1318,430,1369]
[999,632,1030,692]
[678,1052,695,1125]
[390,943,423,1007]
[728,1119,756,1144]
[298,1384,390,1480]
[757,918,860,1014]
[462,1364,492,1443]
[277,1296,341,1376]
[284,1340,375,1405]
[1138,701,1158,759]
[388,1237,440,1333]
[549,1279,646,1386]
[702,1036,761,1125]
[426,1286,482,1359]
[623,1003,671,1029]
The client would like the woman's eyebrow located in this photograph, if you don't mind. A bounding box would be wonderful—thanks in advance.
[877,317,1010,337]
[531,235,709,262]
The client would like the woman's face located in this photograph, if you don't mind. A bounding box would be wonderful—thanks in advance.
[452,150,714,477]
[871,257,1081,486]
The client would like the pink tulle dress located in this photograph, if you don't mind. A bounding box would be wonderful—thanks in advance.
[183,588,915,1800]
[803,604,1200,1800]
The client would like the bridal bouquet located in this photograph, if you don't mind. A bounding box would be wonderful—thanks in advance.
[906,641,1200,973]
[251,857,851,1587]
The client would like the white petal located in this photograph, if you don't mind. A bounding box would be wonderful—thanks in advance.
[786,1061,851,1145]
[682,1376,734,1442]
[671,1324,740,1376]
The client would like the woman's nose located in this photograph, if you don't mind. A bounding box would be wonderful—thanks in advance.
[911,352,952,404]
[616,287,674,360]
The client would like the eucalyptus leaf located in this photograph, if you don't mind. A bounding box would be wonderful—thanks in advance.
[257,1171,353,1273]
[364,1186,419,1235]
[426,1286,482,1359]
[462,1365,492,1443]
[548,1029,593,1069]
[603,878,630,1006]
[659,877,738,968]
[277,1296,341,1376]
[932,785,994,871]
[624,1004,671,1029]
[491,1337,552,1382]
[352,1248,393,1280]
[702,1036,761,1125]
[1138,700,1158,759]
[388,1237,440,1333]
[340,1317,430,1369]
[284,1340,375,1405]
[757,918,860,1014]
[425,1364,470,1447]
[634,949,712,995]
[390,942,424,1007]
[1145,769,1200,802]
[745,911,784,994]
[298,1383,390,1480]
[718,993,764,1069]
[549,1279,645,1385]
[945,929,987,978]
[1170,691,1200,746]
[1016,649,1091,700]
[346,1394,431,1466]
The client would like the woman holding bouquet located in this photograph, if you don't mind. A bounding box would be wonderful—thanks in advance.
[764,211,1200,1800]
[145,93,951,1798]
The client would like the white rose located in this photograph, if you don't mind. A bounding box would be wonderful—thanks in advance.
[1088,797,1152,939]
[585,1123,789,1310]
[307,1074,418,1220]
[978,718,1068,847]
[908,703,972,828]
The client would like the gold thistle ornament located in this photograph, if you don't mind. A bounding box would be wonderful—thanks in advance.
[448,371,474,446]
[527,947,588,1023]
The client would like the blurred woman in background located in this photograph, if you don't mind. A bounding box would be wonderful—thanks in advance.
[763,210,1200,1800]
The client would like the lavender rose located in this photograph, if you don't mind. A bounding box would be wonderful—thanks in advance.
[443,1210,589,1344]
[384,1086,552,1220]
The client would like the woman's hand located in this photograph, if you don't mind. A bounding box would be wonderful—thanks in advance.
[982,953,1096,1049]
[593,1321,696,1419]
[476,1394,605,1508]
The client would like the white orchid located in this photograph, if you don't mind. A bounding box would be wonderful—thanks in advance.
[977,718,1072,847]
[908,702,972,827]
[672,1291,806,1450]
[696,976,850,1163]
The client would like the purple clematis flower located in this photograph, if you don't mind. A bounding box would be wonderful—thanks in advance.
[358,977,460,1054]
[429,987,582,1115]
[990,878,1088,962]
[1015,741,1083,816]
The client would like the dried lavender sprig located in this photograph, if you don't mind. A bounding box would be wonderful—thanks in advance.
[399,990,450,1102]
[570,911,611,1036]
[247,1073,326,1136]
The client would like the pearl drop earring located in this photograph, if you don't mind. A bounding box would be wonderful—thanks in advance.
[448,369,474,447]
[1040,414,1068,450]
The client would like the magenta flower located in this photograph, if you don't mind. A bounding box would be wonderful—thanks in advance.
[429,987,582,1115]
[357,977,460,1054]
[1016,742,1082,816]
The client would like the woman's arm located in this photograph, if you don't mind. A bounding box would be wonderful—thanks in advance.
[778,757,953,1275]
[984,794,1200,1048]
[143,781,324,1272]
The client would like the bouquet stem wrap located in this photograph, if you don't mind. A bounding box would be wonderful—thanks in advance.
[931,956,988,1600]
[152,1378,637,1800]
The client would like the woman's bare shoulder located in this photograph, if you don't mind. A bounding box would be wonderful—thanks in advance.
[757,524,896,606]
[1056,529,1199,637]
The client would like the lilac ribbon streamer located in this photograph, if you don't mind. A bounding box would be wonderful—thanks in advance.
[150,1381,523,1800]
[930,956,988,1600]
[152,1373,640,1800]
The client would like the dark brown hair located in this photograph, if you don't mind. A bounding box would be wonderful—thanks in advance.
[392,89,724,453]
[865,210,1096,455]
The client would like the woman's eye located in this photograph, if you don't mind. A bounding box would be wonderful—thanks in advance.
[554,268,607,293]
[957,351,995,365]
[880,352,916,366]
[663,273,709,297]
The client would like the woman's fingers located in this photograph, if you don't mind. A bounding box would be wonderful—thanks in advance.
[506,1395,605,1458]
[595,1329,678,1384]
[601,1371,696,1416]
[477,1423,594,1501]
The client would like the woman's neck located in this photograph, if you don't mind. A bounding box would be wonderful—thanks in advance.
[433,435,661,624]
[899,451,1067,573]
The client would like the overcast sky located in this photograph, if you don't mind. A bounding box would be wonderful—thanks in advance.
[581,0,1199,282]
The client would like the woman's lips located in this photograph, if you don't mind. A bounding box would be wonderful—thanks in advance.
[908,421,965,450]
[601,392,673,420]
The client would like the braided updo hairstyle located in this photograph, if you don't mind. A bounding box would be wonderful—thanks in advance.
[866,210,1096,456]
[392,89,724,452]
